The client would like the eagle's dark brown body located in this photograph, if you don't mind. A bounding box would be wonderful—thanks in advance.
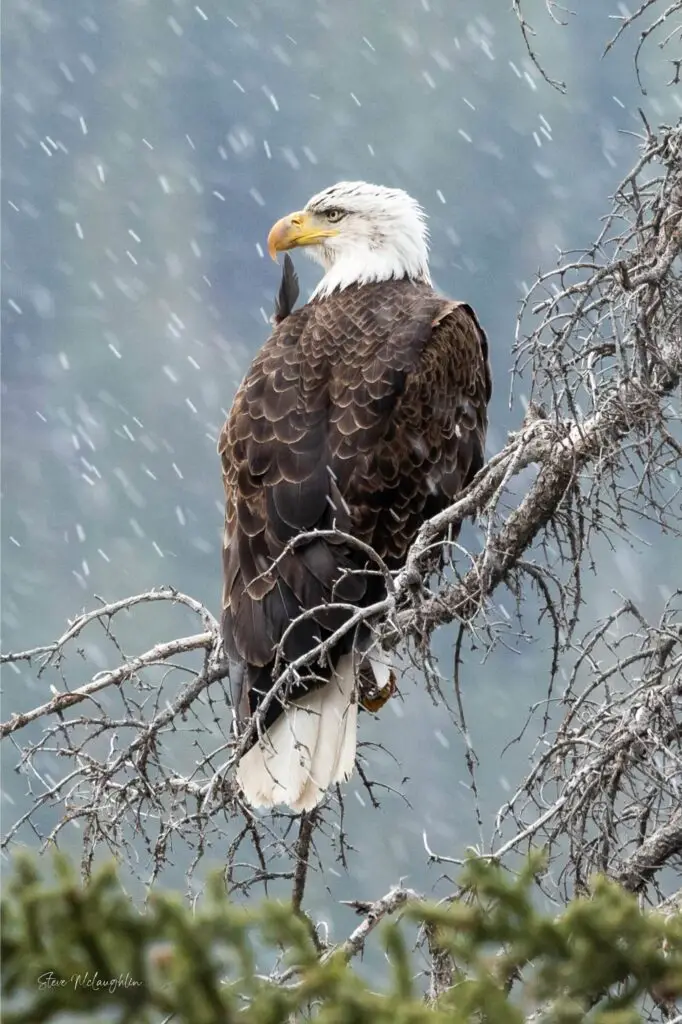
[219,276,491,736]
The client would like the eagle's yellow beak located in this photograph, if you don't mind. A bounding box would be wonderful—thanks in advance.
[267,210,338,261]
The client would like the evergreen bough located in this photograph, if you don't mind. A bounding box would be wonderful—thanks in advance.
[2,852,681,1023]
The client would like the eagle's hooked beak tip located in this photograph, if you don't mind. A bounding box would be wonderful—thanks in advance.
[267,212,305,262]
[267,236,280,263]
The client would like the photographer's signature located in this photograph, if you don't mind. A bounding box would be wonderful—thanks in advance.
[37,971,143,995]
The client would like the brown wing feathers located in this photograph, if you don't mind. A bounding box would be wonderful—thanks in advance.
[219,277,491,735]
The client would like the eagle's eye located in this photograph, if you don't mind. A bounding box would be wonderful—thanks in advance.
[324,208,346,223]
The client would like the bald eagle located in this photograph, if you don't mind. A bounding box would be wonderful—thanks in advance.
[219,181,492,813]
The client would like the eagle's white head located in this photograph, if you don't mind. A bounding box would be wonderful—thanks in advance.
[267,181,431,299]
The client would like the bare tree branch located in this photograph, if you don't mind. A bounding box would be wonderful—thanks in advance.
[511,0,569,92]
[1,631,215,739]
[614,809,682,893]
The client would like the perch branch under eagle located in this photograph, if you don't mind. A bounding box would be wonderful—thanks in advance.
[219,181,492,812]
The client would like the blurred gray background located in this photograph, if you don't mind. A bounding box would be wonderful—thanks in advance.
[3,0,680,917]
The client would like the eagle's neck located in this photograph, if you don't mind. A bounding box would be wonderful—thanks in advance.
[310,245,431,300]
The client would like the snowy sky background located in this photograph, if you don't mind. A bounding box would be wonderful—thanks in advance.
[3,0,681,919]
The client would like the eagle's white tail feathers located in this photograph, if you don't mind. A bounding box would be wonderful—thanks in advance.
[367,649,392,691]
[294,654,358,812]
[236,693,321,810]
[236,654,357,813]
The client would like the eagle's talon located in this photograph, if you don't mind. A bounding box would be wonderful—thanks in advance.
[360,670,397,713]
